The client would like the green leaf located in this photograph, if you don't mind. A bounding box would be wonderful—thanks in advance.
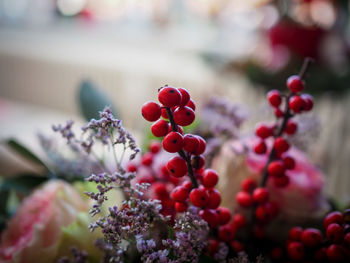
[78,80,118,121]
[1,174,47,194]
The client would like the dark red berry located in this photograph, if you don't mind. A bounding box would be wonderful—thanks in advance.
[283,155,295,170]
[161,107,169,119]
[287,241,305,261]
[158,86,182,107]
[175,202,187,213]
[186,99,196,111]
[153,182,168,198]
[287,75,304,93]
[326,223,344,244]
[301,94,313,111]
[191,155,205,170]
[207,189,221,209]
[289,95,305,113]
[267,90,282,107]
[149,141,161,153]
[151,119,169,137]
[253,226,265,239]
[194,136,206,155]
[182,181,193,190]
[253,187,269,204]
[285,120,298,135]
[218,224,236,242]
[183,134,199,153]
[289,227,303,241]
[190,188,209,207]
[273,175,290,188]
[199,209,219,228]
[127,163,137,172]
[216,207,231,225]
[255,123,273,139]
[232,213,246,228]
[167,156,188,178]
[173,106,195,126]
[202,169,219,188]
[231,241,244,253]
[254,140,267,155]
[162,132,183,153]
[241,178,257,193]
[324,211,344,229]
[274,108,284,118]
[236,191,253,208]
[327,244,345,262]
[208,239,220,256]
[141,152,153,166]
[301,228,323,247]
[344,233,350,247]
[314,247,327,261]
[255,203,274,223]
[170,186,189,202]
[167,124,184,135]
[268,160,286,177]
[270,247,284,261]
[142,101,161,122]
[274,137,290,153]
[178,88,190,106]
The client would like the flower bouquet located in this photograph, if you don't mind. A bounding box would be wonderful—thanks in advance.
[1,59,349,263]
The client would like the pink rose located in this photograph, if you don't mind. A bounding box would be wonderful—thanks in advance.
[0,180,92,263]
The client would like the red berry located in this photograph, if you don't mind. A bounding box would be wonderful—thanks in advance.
[158,86,182,107]
[270,247,284,261]
[285,120,298,135]
[267,90,282,107]
[273,175,290,188]
[207,189,221,209]
[218,224,236,242]
[162,132,183,153]
[202,169,219,188]
[199,209,219,228]
[344,232,350,247]
[175,202,188,213]
[254,140,267,155]
[138,174,155,184]
[241,178,257,193]
[178,88,190,106]
[253,187,269,204]
[274,137,290,153]
[324,211,344,229]
[173,106,195,126]
[151,119,169,137]
[190,188,209,207]
[255,203,274,223]
[167,124,184,135]
[283,155,295,170]
[170,186,189,202]
[153,182,168,198]
[142,101,161,122]
[314,247,327,261]
[194,136,206,155]
[289,95,305,113]
[183,134,199,153]
[232,213,246,228]
[149,141,161,153]
[301,228,323,247]
[191,155,205,170]
[268,160,286,177]
[274,108,284,118]
[289,226,303,241]
[127,163,137,172]
[287,241,305,261]
[253,226,265,239]
[326,223,344,244]
[161,107,169,119]
[231,240,244,253]
[167,156,188,178]
[255,123,273,139]
[208,239,220,256]
[216,207,231,225]
[141,152,153,166]
[287,75,304,93]
[327,244,346,262]
[236,191,253,208]
[186,99,196,111]
[182,181,193,190]
[301,94,313,111]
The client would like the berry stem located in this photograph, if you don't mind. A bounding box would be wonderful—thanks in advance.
[165,107,199,188]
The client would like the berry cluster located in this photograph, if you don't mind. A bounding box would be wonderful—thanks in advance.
[272,210,350,262]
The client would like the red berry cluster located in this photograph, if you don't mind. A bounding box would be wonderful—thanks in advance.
[253,73,314,189]
[272,210,350,262]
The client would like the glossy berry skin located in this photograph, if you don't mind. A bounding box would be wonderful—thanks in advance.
[173,106,195,126]
[324,211,344,229]
[287,75,304,93]
[170,186,189,203]
[161,107,169,119]
[182,181,193,190]
[289,226,303,241]
[216,207,231,225]
[301,94,314,111]
[218,224,236,242]
[285,120,298,135]
[241,178,257,193]
[267,90,282,107]
[151,119,169,137]
[190,188,209,208]
[178,87,190,106]
[253,187,269,204]
[273,174,290,188]
[191,155,205,170]
[175,202,188,213]
[199,209,219,228]
[254,140,267,154]
[202,169,219,188]
[255,124,273,139]
[236,191,254,208]
[186,99,196,111]
[268,160,286,177]
[287,241,305,261]
[327,244,346,262]
[255,203,274,223]
[289,95,305,113]
[274,137,290,153]
[158,86,182,107]
[326,223,344,244]
[206,189,221,209]
[232,214,246,228]
[283,155,295,170]
[162,132,183,153]
[194,136,206,155]
[141,153,153,166]
[183,134,199,153]
[142,101,161,122]
[301,228,323,247]
[167,156,188,178]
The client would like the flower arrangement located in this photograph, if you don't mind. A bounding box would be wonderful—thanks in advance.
[0,59,349,262]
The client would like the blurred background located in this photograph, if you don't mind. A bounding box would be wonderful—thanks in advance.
[0,0,350,203]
